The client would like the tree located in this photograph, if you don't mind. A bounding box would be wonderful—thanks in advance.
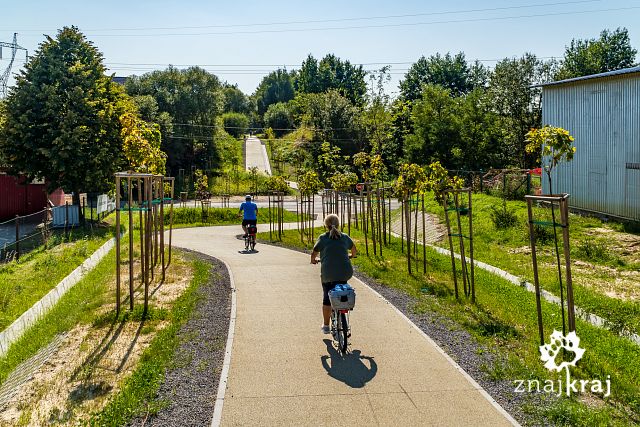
[221,112,249,138]
[364,67,393,159]
[301,90,364,156]
[556,28,637,80]
[120,111,167,174]
[405,84,460,168]
[0,27,129,208]
[223,85,252,114]
[294,54,367,106]
[488,53,555,168]
[125,66,225,174]
[130,94,173,143]
[400,52,480,101]
[525,126,576,193]
[264,102,294,137]
[253,69,295,116]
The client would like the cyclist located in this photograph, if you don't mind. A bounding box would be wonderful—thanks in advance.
[310,214,357,334]
[238,194,258,237]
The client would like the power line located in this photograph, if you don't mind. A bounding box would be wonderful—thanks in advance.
[2,0,608,33]
[81,6,640,37]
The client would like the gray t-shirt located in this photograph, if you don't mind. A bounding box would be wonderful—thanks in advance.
[313,232,354,283]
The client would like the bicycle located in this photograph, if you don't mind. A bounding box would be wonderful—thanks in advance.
[244,224,257,252]
[328,283,356,355]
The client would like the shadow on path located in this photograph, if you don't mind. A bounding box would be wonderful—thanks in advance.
[320,339,377,388]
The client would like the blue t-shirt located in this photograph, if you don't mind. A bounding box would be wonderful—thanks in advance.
[240,201,258,220]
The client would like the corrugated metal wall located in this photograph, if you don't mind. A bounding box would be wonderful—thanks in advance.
[542,73,640,221]
[0,174,48,220]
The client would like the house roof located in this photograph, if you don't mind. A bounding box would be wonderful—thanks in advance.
[532,65,640,88]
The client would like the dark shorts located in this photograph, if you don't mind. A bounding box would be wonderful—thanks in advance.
[242,219,257,227]
[322,280,349,306]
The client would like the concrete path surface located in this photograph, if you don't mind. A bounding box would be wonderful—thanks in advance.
[244,136,272,175]
[171,225,518,427]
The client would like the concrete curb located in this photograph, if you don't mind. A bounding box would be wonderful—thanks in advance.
[210,258,237,427]
[0,236,116,357]
[426,243,640,346]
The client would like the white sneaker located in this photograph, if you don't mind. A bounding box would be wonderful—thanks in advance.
[321,325,330,334]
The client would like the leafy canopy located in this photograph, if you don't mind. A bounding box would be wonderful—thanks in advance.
[556,28,637,80]
[0,26,130,196]
[294,54,367,106]
[253,69,295,116]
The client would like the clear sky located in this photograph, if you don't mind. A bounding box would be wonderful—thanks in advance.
[2,0,640,95]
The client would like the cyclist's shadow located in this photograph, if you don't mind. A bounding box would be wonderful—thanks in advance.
[320,339,377,388]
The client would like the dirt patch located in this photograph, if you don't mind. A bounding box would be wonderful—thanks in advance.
[572,260,640,302]
[0,254,193,426]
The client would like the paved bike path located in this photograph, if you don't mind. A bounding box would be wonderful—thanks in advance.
[172,225,518,426]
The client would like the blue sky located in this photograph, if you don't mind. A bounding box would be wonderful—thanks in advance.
[2,0,640,94]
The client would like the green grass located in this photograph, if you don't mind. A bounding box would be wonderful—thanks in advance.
[0,236,117,384]
[0,225,115,331]
[415,192,640,336]
[90,258,212,426]
[258,226,640,426]
[168,206,301,228]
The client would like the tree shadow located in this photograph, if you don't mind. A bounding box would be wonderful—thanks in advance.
[320,339,377,388]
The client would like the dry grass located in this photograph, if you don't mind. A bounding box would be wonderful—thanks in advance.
[0,250,193,426]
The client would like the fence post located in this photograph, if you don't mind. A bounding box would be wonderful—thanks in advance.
[15,215,20,262]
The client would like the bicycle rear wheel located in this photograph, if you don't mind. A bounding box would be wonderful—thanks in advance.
[337,311,348,354]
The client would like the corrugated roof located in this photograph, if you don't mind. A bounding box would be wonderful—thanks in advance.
[532,65,640,88]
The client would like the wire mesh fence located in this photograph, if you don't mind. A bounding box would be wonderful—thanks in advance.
[0,194,115,264]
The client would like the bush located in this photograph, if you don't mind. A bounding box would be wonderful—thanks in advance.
[575,239,611,262]
[490,201,518,229]
[221,112,249,138]
[264,102,294,137]
[526,224,555,245]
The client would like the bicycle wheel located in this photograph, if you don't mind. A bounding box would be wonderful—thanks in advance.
[337,311,348,354]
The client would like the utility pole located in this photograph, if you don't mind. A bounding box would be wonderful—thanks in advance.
[1,33,28,98]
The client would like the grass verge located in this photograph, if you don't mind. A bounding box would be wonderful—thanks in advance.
[89,257,211,426]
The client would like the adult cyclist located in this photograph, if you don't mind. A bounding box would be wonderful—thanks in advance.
[238,194,258,237]
[310,214,357,334]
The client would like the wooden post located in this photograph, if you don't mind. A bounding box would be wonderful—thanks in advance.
[115,176,121,314]
[422,194,426,274]
[404,194,412,274]
[526,197,545,346]
[160,177,165,281]
[454,193,469,297]
[468,190,475,302]
[128,178,134,310]
[138,178,144,301]
[560,196,576,331]
[168,178,175,266]
[443,193,458,298]
[15,215,20,262]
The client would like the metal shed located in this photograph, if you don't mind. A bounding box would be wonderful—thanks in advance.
[536,66,640,221]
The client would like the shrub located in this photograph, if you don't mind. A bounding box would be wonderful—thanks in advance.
[526,224,555,245]
[221,112,249,138]
[490,201,518,229]
[575,239,611,262]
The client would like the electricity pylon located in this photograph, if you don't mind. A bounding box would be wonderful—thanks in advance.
[1,33,28,98]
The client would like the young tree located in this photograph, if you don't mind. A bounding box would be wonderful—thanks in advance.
[525,126,576,194]
[0,27,129,208]
[364,66,393,157]
[556,28,637,80]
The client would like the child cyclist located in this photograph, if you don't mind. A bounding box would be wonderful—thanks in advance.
[310,214,357,334]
